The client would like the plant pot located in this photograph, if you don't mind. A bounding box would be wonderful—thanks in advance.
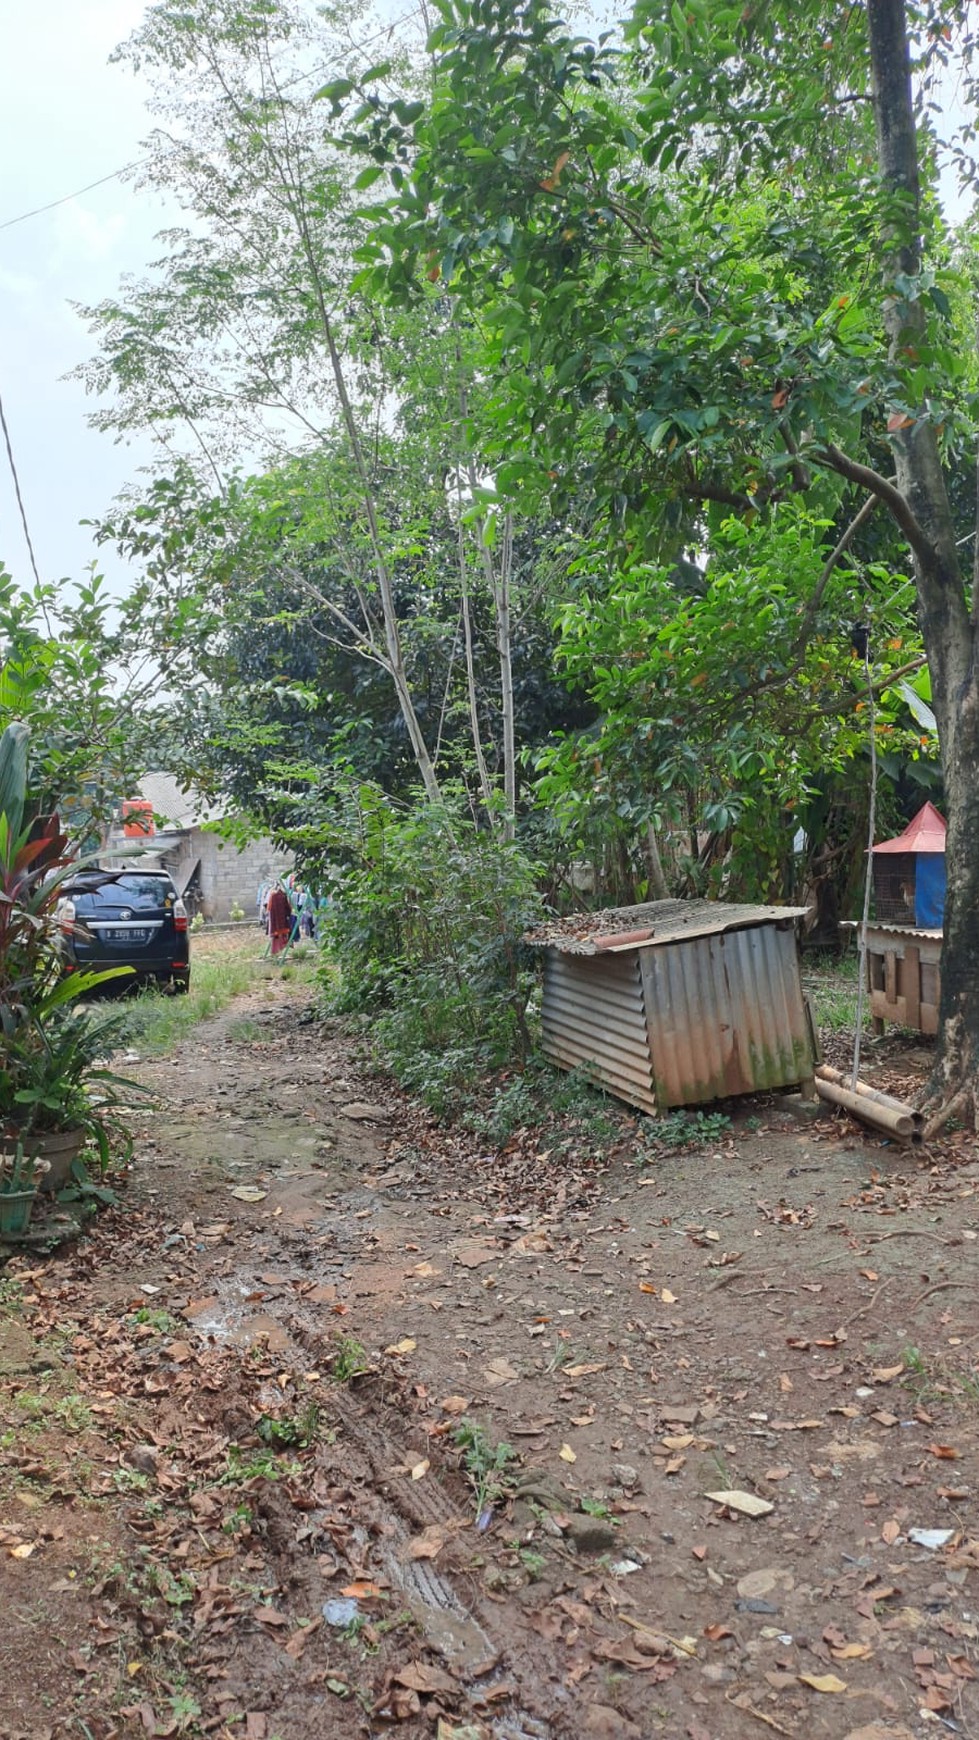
[0,1190,36,1239]
[0,1126,87,1193]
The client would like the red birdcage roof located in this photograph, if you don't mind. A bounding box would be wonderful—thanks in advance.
[872,801,947,855]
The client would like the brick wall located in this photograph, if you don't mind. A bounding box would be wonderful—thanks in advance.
[164,830,294,921]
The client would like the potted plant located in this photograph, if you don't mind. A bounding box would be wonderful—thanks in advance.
[1,999,144,1189]
[0,1136,50,1237]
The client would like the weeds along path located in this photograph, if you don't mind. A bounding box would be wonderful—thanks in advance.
[1,956,979,1738]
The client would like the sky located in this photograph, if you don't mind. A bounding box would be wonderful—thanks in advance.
[0,0,167,597]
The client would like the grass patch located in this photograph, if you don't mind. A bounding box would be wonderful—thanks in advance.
[102,932,318,1055]
[803,953,867,1034]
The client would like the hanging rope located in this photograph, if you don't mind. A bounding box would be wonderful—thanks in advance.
[851,642,878,1088]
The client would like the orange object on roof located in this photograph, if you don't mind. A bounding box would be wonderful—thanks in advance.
[872,800,946,855]
[121,799,155,839]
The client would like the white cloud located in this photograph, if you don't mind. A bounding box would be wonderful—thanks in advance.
[52,201,127,265]
[0,266,38,298]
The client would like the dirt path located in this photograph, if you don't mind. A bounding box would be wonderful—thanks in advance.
[1,976,978,1740]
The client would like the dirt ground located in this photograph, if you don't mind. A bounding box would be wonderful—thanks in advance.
[0,960,978,1740]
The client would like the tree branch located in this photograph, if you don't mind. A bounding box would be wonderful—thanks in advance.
[791,491,880,660]
[817,443,934,566]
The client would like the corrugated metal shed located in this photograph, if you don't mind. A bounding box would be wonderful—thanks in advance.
[528,900,815,1113]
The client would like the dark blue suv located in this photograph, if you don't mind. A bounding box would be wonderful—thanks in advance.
[59,869,191,993]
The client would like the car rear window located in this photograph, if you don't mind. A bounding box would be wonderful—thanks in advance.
[69,875,175,912]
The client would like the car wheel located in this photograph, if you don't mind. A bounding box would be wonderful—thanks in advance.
[172,974,191,995]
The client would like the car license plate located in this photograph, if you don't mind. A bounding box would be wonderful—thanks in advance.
[107,926,151,944]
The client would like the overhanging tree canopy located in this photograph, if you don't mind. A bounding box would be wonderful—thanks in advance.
[347,0,979,1129]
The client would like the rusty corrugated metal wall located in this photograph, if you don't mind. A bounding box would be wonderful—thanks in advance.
[540,920,813,1114]
[541,949,657,1113]
[638,921,812,1107]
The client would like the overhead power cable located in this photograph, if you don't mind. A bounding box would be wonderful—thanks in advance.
[0,6,424,234]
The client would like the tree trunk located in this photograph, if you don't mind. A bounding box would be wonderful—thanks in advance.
[454,482,496,818]
[494,512,517,841]
[644,820,669,900]
[865,0,979,1126]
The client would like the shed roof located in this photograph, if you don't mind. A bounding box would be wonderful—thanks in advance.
[525,898,810,956]
[872,800,946,856]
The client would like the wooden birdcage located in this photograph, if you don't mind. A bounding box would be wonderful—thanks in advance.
[862,803,946,1037]
[871,802,946,928]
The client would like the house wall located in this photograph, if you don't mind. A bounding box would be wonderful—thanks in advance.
[158,829,293,921]
[193,829,294,921]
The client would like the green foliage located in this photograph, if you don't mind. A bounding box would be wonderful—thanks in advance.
[0,722,142,1174]
[453,1418,518,1516]
[0,569,153,833]
[320,785,543,1112]
[464,1061,620,1145]
[535,508,930,901]
[219,1446,302,1485]
[330,1335,370,1383]
[640,1108,733,1155]
[255,1403,321,1448]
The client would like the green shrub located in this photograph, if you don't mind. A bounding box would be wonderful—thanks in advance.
[320,787,543,1113]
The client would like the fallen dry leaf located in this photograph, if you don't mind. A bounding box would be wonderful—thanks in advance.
[483,1357,518,1387]
[798,1672,847,1693]
[394,1662,457,1696]
[451,1240,498,1269]
[660,1288,677,1305]
[410,1458,430,1481]
[385,1338,417,1357]
[512,1231,552,1253]
[928,1444,962,1460]
[407,1525,448,1561]
[871,1363,904,1383]
[705,1490,773,1518]
[559,1444,577,1463]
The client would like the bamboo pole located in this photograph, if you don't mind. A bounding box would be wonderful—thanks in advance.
[814,1075,921,1143]
[816,1064,924,1128]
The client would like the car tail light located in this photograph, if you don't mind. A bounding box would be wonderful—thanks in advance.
[174,899,188,933]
